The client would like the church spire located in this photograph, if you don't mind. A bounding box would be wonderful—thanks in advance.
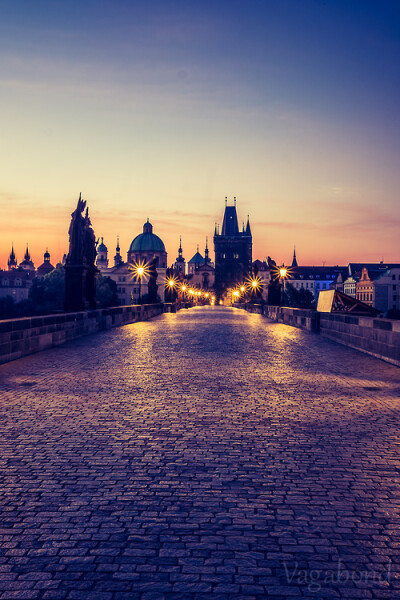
[179,235,183,256]
[205,237,210,264]
[8,243,17,269]
[292,246,298,268]
[114,236,122,267]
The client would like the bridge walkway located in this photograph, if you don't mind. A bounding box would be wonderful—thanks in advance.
[0,306,399,598]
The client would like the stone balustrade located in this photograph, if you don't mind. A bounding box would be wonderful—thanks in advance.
[0,303,175,365]
[241,303,400,367]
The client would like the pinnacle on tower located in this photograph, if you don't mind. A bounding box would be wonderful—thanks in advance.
[246,214,251,236]
[292,246,298,268]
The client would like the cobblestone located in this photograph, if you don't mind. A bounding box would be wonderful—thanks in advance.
[0,306,400,598]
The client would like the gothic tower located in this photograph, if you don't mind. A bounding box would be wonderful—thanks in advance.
[213,197,252,297]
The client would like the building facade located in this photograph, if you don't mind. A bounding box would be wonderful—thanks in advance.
[96,220,168,305]
[286,266,348,302]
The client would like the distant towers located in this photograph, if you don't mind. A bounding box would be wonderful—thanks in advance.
[37,248,55,276]
[114,236,123,267]
[204,237,210,265]
[213,197,252,296]
[19,245,35,271]
[7,244,17,270]
[96,237,109,269]
[174,236,186,275]
[292,246,298,268]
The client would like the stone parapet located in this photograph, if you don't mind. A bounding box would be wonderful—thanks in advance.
[0,303,173,365]
[319,312,400,367]
[241,304,400,367]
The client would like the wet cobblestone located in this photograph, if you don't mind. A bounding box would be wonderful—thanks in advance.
[0,306,400,599]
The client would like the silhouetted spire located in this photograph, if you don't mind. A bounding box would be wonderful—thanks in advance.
[221,199,239,236]
[179,235,182,256]
[24,244,30,261]
[205,237,210,264]
[292,246,298,268]
[245,215,251,236]
[114,236,122,267]
[8,244,17,269]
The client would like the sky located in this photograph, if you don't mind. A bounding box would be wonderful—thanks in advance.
[0,0,399,268]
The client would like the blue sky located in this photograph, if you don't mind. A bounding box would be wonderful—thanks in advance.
[0,0,399,265]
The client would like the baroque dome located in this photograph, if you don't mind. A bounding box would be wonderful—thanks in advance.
[129,220,166,254]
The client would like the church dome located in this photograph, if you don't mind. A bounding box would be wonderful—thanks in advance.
[129,220,166,253]
[97,237,107,252]
[189,251,204,264]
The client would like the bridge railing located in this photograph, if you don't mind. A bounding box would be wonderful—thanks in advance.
[238,303,400,367]
[0,302,177,365]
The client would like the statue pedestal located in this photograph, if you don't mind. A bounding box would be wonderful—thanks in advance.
[64,264,88,312]
[85,266,99,310]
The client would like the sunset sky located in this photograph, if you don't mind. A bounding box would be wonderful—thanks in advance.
[1,0,399,268]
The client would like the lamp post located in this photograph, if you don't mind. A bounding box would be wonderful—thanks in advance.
[136,266,145,304]
[246,276,262,303]
[279,266,288,306]
[129,261,149,305]
[165,276,178,303]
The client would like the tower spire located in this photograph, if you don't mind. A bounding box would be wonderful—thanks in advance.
[8,243,17,269]
[292,245,298,268]
[204,237,210,264]
[245,214,251,236]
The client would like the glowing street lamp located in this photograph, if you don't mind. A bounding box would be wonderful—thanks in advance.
[180,283,188,301]
[279,265,288,306]
[129,260,149,304]
[246,276,262,293]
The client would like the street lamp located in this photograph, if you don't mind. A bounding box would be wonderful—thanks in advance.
[129,261,149,305]
[279,265,288,305]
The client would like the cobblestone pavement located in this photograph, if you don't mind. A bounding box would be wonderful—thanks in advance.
[1,306,400,600]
